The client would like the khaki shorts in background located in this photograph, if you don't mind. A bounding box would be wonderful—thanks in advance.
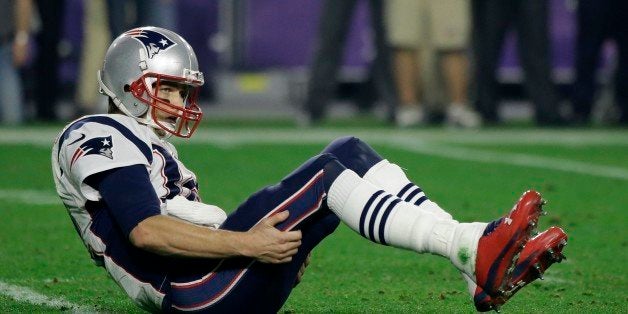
[386,0,470,49]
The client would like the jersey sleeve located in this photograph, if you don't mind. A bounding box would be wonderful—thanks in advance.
[57,115,154,201]
[86,164,161,237]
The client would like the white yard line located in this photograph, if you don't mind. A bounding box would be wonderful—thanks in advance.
[187,128,628,147]
[4,128,628,146]
[0,281,96,312]
[391,140,628,181]
[0,190,59,205]
[3,128,628,181]
[192,130,628,181]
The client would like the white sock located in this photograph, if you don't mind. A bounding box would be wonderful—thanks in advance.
[363,160,453,221]
[328,169,486,277]
[363,159,486,287]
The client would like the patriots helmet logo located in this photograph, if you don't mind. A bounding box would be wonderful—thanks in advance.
[125,28,176,59]
[70,136,114,167]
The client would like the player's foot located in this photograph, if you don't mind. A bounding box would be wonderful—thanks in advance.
[469,226,568,311]
[473,190,545,300]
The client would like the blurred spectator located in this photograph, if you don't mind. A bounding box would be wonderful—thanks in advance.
[106,0,176,39]
[571,0,628,125]
[303,0,398,125]
[75,0,177,117]
[75,0,111,116]
[0,0,32,125]
[386,0,481,128]
[33,0,65,121]
[471,0,566,125]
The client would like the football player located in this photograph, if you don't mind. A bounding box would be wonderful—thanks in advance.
[52,26,567,312]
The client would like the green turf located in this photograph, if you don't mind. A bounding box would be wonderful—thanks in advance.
[0,127,627,312]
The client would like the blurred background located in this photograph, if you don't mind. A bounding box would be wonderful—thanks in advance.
[1,0,627,127]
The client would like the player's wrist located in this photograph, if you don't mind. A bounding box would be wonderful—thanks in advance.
[228,230,255,258]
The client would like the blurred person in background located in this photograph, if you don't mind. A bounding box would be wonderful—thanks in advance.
[75,0,111,117]
[106,0,176,39]
[571,0,628,125]
[33,0,65,121]
[0,0,33,125]
[303,0,398,125]
[471,0,566,125]
[386,0,481,128]
[76,0,177,117]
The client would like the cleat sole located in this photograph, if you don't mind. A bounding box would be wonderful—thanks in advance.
[474,226,568,312]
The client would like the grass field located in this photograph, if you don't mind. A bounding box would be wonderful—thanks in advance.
[0,123,626,312]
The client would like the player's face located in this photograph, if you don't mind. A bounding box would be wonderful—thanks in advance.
[153,81,190,123]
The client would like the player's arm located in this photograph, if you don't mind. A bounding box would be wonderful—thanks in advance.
[132,212,301,263]
[87,165,302,264]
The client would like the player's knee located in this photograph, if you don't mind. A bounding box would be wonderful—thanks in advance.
[318,213,341,236]
[321,157,347,193]
[322,137,383,177]
[326,136,361,153]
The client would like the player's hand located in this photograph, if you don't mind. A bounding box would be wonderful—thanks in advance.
[244,211,302,264]
[294,253,311,287]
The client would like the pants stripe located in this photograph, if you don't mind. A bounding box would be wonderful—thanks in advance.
[169,170,326,311]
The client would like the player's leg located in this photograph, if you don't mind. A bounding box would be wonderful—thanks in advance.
[166,154,343,312]
[321,136,453,220]
[194,213,339,313]
[326,167,544,296]
[322,138,550,302]
[351,144,567,310]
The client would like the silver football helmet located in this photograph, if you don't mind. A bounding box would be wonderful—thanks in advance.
[98,26,204,138]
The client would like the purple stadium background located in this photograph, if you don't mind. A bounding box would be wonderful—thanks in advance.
[58,0,614,86]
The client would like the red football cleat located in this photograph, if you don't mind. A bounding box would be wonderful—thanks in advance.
[471,226,568,311]
[474,190,545,300]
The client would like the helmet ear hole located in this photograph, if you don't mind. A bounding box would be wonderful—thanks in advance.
[123,84,131,92]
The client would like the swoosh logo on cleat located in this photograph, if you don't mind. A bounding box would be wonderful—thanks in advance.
[485,230,521,295]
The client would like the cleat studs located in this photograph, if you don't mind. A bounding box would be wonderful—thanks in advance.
[514,252,521,260]
[541,211,548,216]
[540,199,547,206]
[558,253,567,261]
[534,263,542,273]
[560,240,568,246]
[533,263,545,280]
[529,220,536,227]
[548,248,555,256]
